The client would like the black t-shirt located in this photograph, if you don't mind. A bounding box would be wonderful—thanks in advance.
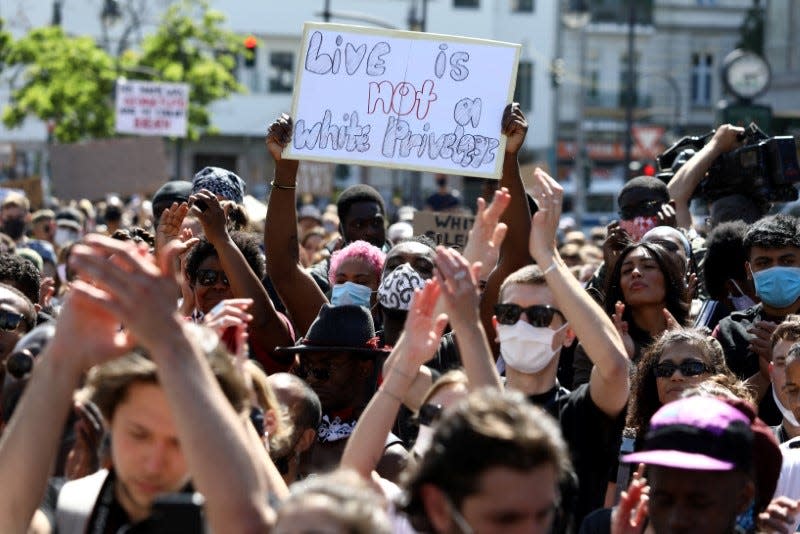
[528,383,624,526]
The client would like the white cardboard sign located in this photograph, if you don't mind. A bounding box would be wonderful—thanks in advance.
[285,23,520,179]
[115,80,189,138]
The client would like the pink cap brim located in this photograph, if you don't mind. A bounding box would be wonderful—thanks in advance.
[623,449,735,471]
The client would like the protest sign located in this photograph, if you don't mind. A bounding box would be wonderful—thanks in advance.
[115,80,189,137]
[413,210,475,249]
[286,23,520,179]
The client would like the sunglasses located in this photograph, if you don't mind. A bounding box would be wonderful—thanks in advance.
[196,269,230,287]
[494,304,565,327]
[294,364,331,382]
[0,310,24,331]
[654,359,709,379]
[418,403,443,426]
[619,199,662,220]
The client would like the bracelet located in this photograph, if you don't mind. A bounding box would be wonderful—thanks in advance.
[541,261,559,275]
[378,387,404,403]
[270,180,296,190]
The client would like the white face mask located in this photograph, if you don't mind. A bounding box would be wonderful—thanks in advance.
[497,320,568,374]
[772,385,800,427]
[54,227,79,248]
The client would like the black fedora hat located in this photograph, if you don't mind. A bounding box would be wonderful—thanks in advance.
[274,304,388,357]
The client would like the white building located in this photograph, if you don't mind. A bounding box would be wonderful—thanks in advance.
[0,0,558,205]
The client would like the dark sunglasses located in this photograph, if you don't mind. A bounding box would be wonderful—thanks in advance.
[494,304,565,327]
[0,310,24,331]
[196,269,230,287]
[619,199,662,220]
[654,359,709,379]
[294,364,331,382]
[6,348,35,379]
[418,403,443,426]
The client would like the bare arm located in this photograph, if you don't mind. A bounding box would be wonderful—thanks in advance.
[70,236,274,531]
[480,103,532,357]
[667,124,744,229]
[191,190,293,364]
[342,281,448,479]
[528,172,630,417]
[435,246,502,390]
[264,114,328,335]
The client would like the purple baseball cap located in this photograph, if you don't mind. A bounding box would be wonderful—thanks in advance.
[623,396,753,471]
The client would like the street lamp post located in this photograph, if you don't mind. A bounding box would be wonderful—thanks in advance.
[563,1,590,228]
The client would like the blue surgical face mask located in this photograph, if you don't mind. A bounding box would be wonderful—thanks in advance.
[753,266,800,309]
[331,281,372,308]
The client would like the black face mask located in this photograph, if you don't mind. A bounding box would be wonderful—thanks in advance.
[2,218,26,240]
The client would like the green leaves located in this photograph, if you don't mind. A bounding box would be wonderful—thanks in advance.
[1,0,246,143]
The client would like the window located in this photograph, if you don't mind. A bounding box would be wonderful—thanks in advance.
[512,0,534,12]
[269,52,294,93]
[454,0,479,7]
[514,61,533,110]
[690,53,713,106]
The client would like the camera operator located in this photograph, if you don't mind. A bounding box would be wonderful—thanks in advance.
[667,124,768,230]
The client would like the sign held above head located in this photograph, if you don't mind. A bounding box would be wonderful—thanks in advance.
[285,22,521,180]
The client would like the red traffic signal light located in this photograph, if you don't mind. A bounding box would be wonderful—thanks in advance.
[244,35,257,67]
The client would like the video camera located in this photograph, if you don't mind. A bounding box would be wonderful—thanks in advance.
[656,123,800,205]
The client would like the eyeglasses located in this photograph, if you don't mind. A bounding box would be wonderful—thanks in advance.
[418,403,443,426]
[619,199,662,220]
[294,364,331,382]
[654,359,709,379]
[196,269,230,287]
[494,304,565,327]
[0,310,24,331]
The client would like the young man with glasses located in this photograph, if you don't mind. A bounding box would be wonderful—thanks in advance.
[494,169,630,524]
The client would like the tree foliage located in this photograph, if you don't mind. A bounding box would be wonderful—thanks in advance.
[119,0,246,141]
[2,0,247,143]
[3,27,117,142]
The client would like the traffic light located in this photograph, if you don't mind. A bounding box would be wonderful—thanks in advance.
[244,35,257,68]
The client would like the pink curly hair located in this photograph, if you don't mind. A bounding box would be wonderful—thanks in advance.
[328,240,385,287]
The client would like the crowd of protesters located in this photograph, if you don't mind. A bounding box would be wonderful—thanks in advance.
[0,102,798,533]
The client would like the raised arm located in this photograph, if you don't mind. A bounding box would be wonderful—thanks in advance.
[264,114,328,335]
[480,103,532,357]
[190,190,293,366]
[667,124,744,229]
[341,281,448,479]
[435,246,502,390]
[528,171,630,417]
[70,236,274,531]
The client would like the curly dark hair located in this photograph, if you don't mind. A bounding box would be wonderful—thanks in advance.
[626,328,734,438]
[111,227,155,249]
[0,253,41,305]
[603,243,689,333]
[743,214,800,257]
[702,221,749,300]
[336,185,386,227]
[184,231,265,286]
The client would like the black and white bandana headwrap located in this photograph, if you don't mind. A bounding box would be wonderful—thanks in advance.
[378,263,425,311]
[191,166,246,204]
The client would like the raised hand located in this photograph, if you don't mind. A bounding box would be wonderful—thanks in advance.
[462,187,510,281]
[204,298,254,336]
[400,280,449,369]
[189,189,228,245]
[435,245,481,326]
[758,496,800,534]
[156,201,190,254]
[527,168,563,265]
[501,102,528,155]
[266,113,293,162]
[611,464,650,534]
[604,221,632,274]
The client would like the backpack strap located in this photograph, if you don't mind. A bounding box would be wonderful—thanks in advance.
[56,469,109,534]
